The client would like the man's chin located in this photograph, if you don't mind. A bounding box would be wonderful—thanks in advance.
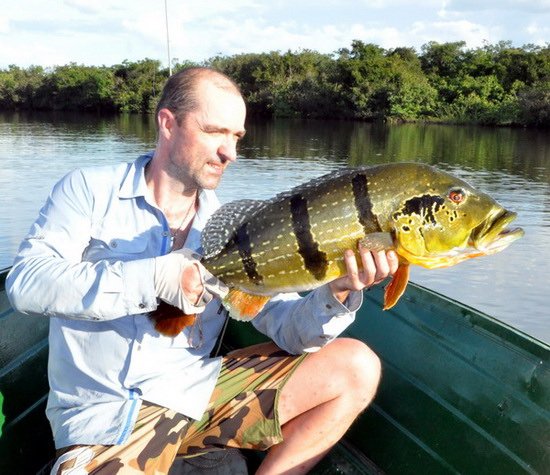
[197,175,222,190]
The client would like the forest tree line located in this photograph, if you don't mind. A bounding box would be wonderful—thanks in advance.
[0,40,548,126]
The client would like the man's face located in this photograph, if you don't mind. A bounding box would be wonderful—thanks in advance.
[166,81,246,190]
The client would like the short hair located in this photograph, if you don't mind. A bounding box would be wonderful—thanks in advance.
[155,67,242,127]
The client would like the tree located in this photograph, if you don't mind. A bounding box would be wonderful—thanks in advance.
[32,64,116,112]
[0,65,45,109]
[518,81,550,126]
[336,41,392,119]
[112,59,166,113]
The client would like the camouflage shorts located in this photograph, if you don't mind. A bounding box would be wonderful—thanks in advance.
[51,341,306,474]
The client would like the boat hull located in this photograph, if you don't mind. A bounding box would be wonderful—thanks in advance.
[1,267,548,474]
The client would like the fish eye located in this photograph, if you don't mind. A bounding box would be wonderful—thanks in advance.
[448,188,465,204]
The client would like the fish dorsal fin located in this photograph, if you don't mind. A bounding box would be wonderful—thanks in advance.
[202,199,265,258]
[268,168,359,202]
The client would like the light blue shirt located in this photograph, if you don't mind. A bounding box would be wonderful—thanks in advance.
[6,153,362,449]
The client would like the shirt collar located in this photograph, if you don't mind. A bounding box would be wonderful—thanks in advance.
[119,152,153,199]
[119,152,222,252]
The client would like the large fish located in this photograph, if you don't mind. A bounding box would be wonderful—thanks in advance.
[151,163,523,336]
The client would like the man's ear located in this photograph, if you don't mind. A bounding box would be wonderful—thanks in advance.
[157,108,176,139]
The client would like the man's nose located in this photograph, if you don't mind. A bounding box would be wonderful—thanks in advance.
[218,138,238,163]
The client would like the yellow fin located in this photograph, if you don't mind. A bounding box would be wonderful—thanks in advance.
[223,289,271,321]
[383,264,410,310]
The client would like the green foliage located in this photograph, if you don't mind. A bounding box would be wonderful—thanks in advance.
[0,42,548,126]
[386,51,438,120]
[518,81,550,126]
[44,64,117,111]
[0,65,45,109]
[112,59,167,113]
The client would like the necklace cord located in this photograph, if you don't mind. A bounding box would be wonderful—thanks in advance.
[170,194,197,236]
[168,194,197,251]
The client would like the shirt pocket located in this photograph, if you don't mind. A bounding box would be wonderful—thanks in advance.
[85,229,150,263]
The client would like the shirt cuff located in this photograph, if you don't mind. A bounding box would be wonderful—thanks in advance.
[315,284,363,316]
[120,258,158,314]
[294,285,362,353]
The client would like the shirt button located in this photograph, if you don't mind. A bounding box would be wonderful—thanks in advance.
[110,240,118,248]
[139,303,146,309]
[162,231,169,237]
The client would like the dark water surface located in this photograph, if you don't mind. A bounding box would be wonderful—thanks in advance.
[1,112,548,343]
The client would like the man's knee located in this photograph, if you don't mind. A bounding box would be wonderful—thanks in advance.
[324,337,382,406]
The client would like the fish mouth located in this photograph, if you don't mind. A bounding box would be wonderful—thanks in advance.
[471,209,524,253]
[396,208,524,270]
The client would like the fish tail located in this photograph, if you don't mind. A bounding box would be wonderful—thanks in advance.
[149,301,196,337]
[223,289,271,321]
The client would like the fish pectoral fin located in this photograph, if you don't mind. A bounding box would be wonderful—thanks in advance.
[383,264,410,310]
[150,301,196,337]
[223,289,271,321]
[359,232,394,252]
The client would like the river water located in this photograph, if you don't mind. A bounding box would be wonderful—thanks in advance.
[0,112,548,343]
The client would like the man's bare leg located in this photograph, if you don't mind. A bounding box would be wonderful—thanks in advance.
[256,337,381,475]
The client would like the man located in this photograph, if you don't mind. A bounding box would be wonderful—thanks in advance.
[7,67,398,474]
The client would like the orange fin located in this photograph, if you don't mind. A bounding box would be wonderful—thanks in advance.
[223,289,271,321]
[383,264,410,310]
[149,301,196,337]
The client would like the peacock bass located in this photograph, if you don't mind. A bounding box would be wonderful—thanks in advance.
[150,163,523,336]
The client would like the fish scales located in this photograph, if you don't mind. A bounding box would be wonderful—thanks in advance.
[204,168,383,294]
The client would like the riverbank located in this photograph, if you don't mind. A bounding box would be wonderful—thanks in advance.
[1,41,549,127]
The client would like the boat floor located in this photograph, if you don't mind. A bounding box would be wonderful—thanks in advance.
[170,439,384,474]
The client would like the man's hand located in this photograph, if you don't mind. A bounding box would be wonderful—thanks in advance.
[179,260,206,305]
[328,248,399,304]
[154,249,229,314]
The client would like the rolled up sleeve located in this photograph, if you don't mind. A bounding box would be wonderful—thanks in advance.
[6,168,158,321]
[251,284,363,354]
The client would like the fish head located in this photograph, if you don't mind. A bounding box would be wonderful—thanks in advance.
[390,167,524,269]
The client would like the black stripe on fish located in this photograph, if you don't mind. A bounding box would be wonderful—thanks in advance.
[289,193,328,281]
[235,223,263,285]
[351,173,381,234]
[393,194,445,225]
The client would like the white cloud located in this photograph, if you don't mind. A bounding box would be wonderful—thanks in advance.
[168,18,409,61]
[431,20,495,47]
[525,22,550,46]
[0,16,10,34]
[0,0,547,67]
[359,0,389,8]
[526,21,550,36]
[445,0,550,13]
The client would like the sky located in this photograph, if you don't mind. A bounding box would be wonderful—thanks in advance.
[0,0,548,69]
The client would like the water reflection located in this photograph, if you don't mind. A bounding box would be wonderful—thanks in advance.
[240,119,550,184]
[0,112,548,343]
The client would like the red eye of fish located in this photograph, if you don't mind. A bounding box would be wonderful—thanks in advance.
[449,189,465,204]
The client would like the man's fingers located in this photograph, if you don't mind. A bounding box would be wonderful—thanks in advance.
[180,262,205,305]
[344,249,359,280]
[371,250,390,283]
[202,268,229,298]
[335,247,400,295]
[359,249,377,287]
[360,248,399,285]
[387,250,399,275]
